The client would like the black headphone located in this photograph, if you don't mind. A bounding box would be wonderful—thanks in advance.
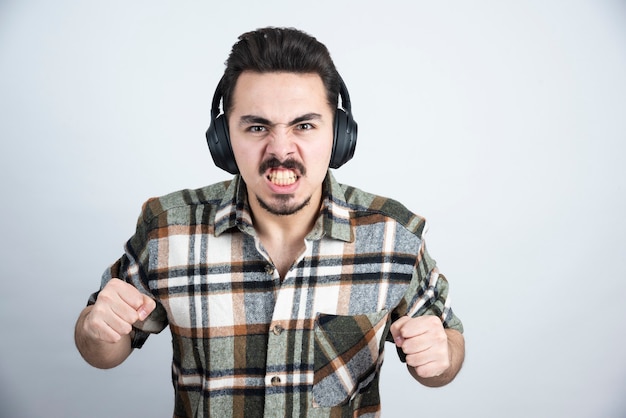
[205,75,358,174]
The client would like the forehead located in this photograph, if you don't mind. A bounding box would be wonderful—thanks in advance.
[230,71,333,118]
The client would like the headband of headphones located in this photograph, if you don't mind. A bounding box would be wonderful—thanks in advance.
[205,74,358,174]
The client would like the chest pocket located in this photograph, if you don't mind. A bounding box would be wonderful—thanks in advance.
[312,309,390,407]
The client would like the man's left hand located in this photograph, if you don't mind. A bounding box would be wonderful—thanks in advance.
[390,315,450,379]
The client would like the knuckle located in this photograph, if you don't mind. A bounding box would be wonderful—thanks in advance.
[120,321,133,336]
[442,358,451,370]
[405,353,420,368]
[417,364,439,379]
[89,303,108,320]
[146,297,157,310]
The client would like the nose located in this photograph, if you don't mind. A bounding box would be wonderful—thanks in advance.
[266,127,296,161]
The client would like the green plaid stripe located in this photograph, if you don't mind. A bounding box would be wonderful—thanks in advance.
[93,172,463,417]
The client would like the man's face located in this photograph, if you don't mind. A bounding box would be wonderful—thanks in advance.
[228,71,335,217]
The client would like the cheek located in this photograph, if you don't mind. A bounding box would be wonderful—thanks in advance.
[308,130,334,160]
[306,140,333,177]
[231,141,260,170]
[319,136,335,166]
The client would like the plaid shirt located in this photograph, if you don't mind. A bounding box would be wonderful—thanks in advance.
[90,172,463,418]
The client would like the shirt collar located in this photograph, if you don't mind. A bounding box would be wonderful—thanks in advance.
[214,172,354,243]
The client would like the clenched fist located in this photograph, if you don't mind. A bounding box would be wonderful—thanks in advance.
[84,278,156,343]
[390,315,450,379]
[75,279,156,369]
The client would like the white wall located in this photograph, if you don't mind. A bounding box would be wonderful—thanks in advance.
[1,1,625,417]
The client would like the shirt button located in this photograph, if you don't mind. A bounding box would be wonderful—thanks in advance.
[272,324,284,335]
[271,376,281,386]
[265,265,275,275]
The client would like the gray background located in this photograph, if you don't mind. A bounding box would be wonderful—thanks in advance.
[1,1,625,417]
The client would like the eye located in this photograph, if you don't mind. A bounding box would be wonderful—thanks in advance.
[247,125,267,133]
[297,123,314,130]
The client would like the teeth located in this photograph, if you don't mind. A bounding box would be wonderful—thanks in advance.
[268,170,297,186]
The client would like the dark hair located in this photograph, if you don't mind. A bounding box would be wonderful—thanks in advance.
[220,27,340,116]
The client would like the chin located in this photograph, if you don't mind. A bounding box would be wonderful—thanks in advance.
[257,195,311,216]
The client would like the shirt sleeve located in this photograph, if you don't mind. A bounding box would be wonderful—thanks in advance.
[87,198,169,348]
[390,240,464,361]
[407,243,463,331]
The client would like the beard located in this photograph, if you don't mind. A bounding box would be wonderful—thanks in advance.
[256,194,312,216]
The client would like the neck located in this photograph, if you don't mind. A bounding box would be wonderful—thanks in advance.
[249,193,322,279]
[250,193,322,242]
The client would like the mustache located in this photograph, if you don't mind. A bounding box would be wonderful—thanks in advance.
[259,157,306,176]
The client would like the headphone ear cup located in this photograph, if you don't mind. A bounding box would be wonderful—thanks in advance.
[330,109,358,169]
[206,114,239,174]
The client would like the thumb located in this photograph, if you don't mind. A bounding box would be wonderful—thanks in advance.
[390,316,411,347]
[136,294,156,322]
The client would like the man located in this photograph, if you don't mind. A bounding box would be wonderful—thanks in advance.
[75,27,464,417]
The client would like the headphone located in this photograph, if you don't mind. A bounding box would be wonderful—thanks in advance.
[205,75,358,174]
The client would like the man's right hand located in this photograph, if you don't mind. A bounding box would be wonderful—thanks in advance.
[82,278,156,344]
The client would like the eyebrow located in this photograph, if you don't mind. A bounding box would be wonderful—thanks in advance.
[238,113,323,127]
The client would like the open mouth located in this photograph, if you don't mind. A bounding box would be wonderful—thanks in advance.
[267,169,298,186]
[260,158,305,189]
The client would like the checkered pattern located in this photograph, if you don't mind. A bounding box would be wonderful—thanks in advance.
[90,172,463,417]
